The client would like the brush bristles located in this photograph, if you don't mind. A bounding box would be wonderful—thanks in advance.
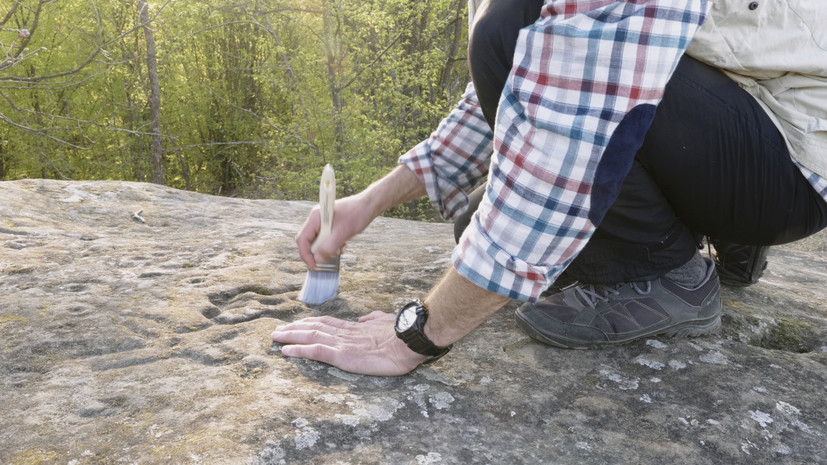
[298,255,340,305]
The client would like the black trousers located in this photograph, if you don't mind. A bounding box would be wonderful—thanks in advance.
[457,0,827,283]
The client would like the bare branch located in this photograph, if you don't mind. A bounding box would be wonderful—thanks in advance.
[0,111,90,150]
[0,0,174,83]
[11,107,181,138]
[0,60,127,90]
[0,0,42,72]
[172,141,268,151]
[1,1,21,28]
[338,32,402,92]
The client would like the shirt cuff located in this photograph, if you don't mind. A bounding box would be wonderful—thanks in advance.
[452,202,590,302]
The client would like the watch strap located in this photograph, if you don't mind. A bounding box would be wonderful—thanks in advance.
[395,301,452,363]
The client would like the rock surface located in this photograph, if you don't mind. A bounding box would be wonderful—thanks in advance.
[0,179,825,465]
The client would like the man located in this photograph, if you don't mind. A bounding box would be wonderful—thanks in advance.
[271,0,827,376]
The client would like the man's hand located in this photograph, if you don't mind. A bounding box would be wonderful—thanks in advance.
[272,267,510,376]
[283,166,511,376]
[271,312,427,376]
[295,165,426,270]
[295,195,374,270]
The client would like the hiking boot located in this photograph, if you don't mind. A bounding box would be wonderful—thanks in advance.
[708,238,769,287]
[541,272,579,297]
[515,258,722,349]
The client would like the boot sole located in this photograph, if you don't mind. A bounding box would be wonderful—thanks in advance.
[515,313,722,350]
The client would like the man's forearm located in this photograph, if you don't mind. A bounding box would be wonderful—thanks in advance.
[363,166,509,350]
[423,266,512,347]
[358,165,426,218]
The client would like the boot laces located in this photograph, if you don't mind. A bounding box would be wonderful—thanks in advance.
[573,281,652,308]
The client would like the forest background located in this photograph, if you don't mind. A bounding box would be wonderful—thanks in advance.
[0,0,472,219]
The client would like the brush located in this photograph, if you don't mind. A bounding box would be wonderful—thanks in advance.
[297,164,340,305]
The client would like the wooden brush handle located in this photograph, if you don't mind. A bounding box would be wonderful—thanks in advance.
[310,164,335,255]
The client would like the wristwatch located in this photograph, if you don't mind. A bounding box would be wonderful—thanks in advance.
[394,300,452,363]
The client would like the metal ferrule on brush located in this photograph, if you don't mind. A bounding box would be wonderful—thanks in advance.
[313,254,340,273]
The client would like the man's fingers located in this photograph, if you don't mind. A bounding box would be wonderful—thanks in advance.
[311,231,346,265]
[269,314,424,376]
[295,207,321,269]
[280,343,340,366]
[297,241,316,270]
[275,316,351,333]
[270,329,340,347]
[357,311,394,323]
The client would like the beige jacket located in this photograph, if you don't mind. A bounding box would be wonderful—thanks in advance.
[687,0,827,178]
[467,0,827,178]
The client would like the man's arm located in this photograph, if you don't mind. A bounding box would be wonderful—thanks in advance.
[295,165,425,269]
[422,265,512,347]
[271,265,510,376]
[278,82,499,375]
[283,157,509,377]
[297,81,493,268]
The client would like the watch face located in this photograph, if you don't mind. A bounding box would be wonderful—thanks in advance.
[396,306,417,332]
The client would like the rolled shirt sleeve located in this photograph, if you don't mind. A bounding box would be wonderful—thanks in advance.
[399,82,494,221]
[454,0,713,301]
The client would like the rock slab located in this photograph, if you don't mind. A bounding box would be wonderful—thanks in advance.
[0,180,825,464]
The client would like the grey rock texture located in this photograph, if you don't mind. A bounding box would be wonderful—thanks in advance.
[0,179,825,465]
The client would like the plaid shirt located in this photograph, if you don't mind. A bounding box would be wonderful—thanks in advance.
[400,0,824,301]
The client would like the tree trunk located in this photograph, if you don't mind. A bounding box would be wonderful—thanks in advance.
[138,0,163,185]
[163,121,191,190]
[438,0,466,96]
[322,1,345,164]
[0,142,6,180]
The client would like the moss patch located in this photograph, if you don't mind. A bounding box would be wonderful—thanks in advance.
[8,449,61,464]
[3,265,35,274]
[760,318,817,353]
[0,315,27,325]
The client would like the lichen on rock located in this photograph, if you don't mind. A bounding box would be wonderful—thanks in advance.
[0,180,825,464]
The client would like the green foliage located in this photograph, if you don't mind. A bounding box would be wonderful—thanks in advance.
[0,0,469,219]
